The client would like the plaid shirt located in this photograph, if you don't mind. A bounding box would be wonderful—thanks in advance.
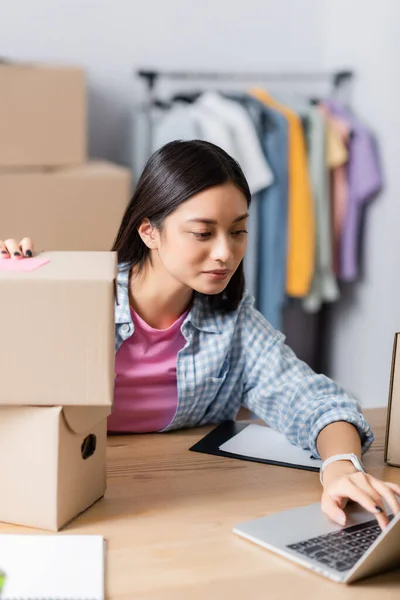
[115,263,374,457]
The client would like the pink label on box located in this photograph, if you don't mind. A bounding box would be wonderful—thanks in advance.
[0,257,51,272]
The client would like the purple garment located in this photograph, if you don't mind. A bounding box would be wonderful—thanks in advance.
[325,100,383,281]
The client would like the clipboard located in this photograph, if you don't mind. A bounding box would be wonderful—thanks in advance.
[189,420,321,473]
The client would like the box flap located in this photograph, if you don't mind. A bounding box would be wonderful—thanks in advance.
[0,251,117,282]
[62,406,111,434]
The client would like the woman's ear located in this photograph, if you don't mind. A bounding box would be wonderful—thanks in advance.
[137,218,159,249]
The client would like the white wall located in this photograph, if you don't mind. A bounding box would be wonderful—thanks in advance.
[323,0,400,407]
[0,0,325,165]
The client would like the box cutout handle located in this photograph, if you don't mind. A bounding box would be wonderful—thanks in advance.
[81,434,97,460]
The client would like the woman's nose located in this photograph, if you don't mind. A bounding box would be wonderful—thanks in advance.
[209,236,233,263]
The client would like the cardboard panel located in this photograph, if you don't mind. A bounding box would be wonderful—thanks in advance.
[385,333,400,466]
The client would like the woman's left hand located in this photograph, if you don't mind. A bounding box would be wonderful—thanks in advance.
[321,463,400,530]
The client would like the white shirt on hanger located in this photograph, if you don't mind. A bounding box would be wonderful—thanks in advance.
[189,102,238,157]
[194,91,274,195]
[152,103,201,152]
[152,101,237,157]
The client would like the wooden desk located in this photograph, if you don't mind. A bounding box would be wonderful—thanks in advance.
[2,408,400,598]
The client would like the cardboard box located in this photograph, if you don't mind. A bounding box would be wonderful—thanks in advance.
[0,62,86,167]
[385,333,400,466]
[0,161,131,251]
[0,405,108,530]
[0,251,117,407]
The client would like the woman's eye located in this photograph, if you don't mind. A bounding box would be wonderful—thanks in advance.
[193,232,211,239]
[232,230,248,236]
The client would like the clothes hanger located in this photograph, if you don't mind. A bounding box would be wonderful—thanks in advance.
[170,91,203,103]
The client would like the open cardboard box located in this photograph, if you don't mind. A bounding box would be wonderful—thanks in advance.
[385,333,400,467]
[0,405,108,531]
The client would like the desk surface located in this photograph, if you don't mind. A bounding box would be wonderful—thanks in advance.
[2,408,400,599]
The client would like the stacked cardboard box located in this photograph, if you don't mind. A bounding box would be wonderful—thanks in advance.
[0,162,131,251]
[0,252,117,530]
[0,62,128,530]
[0,61,132,249]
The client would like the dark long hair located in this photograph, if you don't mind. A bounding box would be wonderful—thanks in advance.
[112,140,251,312]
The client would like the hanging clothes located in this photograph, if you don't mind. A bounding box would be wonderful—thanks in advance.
[274,93,339,312]
[194,92,274,194]
[323,100,383,282]
[192,92,275,298]
[152,93,273,196]
[152,101,235,162]
[302,103,339,312]
[152,92,274,298]
[318,105,351,278]
[139,86,382,365]
[232,93,289,330]
[250,89,315,298]
[190,103,237,155]
[152,102,201,150]
[265,93,332,366]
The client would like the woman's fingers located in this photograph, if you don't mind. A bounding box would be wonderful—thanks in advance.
[340,479,385,515]
[384,481,400,497]
[0,240,10,258]
[323,473,400,530]
[351,474,391,529]
[369,478,400,521]
[19,237,33,257]
[0,238,34,259]
[3,239,22,259]
[321,493,348,526]
[324,477,383,526]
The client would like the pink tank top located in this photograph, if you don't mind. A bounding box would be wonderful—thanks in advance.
[108,307,189,433]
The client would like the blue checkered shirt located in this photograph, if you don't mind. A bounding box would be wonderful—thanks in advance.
[115,263,374,457]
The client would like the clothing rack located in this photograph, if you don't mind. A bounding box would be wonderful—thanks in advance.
[135,67,354,160]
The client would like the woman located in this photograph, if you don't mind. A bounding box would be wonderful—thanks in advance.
[1,140,399,529]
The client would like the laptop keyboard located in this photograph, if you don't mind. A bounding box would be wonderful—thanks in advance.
[287,515,393,572]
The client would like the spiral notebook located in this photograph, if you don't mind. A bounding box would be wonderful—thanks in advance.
[0,534,105,600]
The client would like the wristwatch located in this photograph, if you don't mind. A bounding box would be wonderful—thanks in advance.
[320,453,366,484]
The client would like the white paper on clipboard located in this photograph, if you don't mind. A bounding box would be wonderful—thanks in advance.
[219,424,323,469]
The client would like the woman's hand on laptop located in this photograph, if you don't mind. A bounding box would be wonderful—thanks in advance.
[0,238,33,259]
[321,464,400,531]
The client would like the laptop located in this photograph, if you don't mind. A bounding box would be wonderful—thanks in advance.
[233,502,400,583]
